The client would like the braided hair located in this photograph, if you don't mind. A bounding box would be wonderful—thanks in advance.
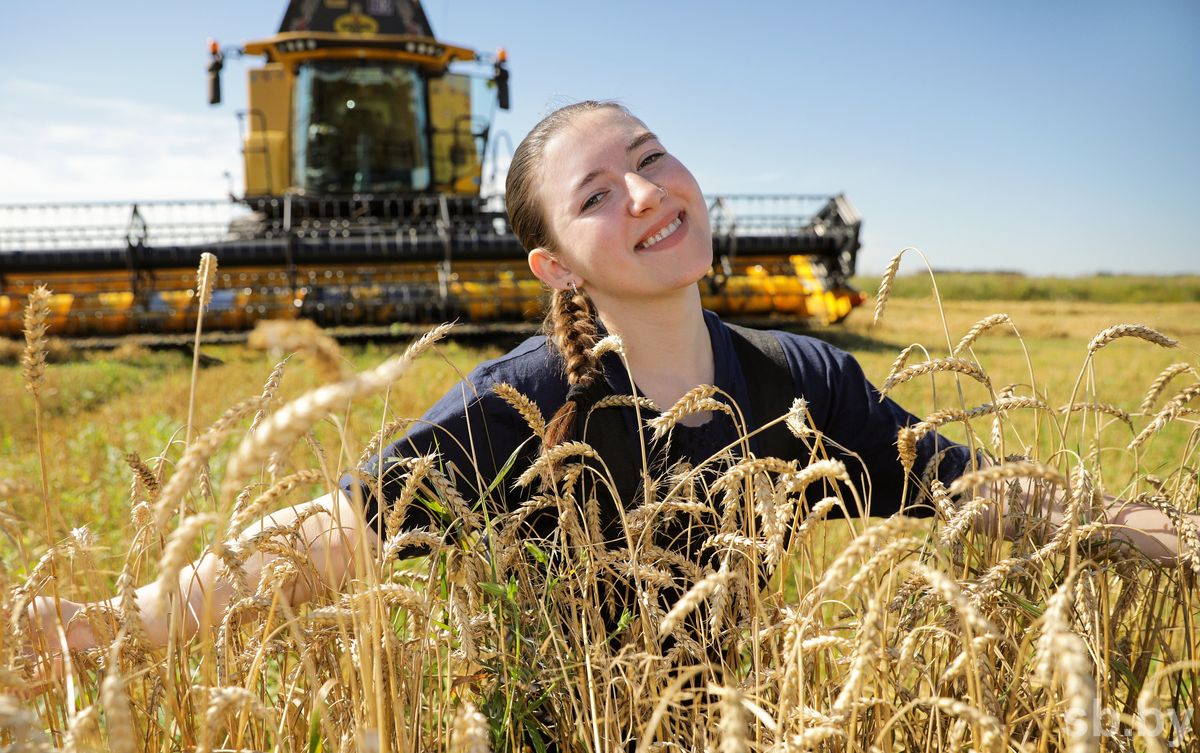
[505,101,634,448]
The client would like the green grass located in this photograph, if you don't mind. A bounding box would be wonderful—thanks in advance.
[850,272,1200,304]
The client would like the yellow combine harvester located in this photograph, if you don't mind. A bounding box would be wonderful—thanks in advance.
[0,0,864,339]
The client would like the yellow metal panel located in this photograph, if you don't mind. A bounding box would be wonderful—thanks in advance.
[244,131,289,196]
[245,64,291,195]
[428,74,480,195]
[247,64,290,131]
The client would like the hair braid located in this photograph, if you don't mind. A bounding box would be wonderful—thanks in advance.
[544,287,601,448]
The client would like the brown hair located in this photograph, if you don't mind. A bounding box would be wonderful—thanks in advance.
[505,101,629,448]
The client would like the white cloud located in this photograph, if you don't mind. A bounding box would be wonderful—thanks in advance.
[0,77,243,203]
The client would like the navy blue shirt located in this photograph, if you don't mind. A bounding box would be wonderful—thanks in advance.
[342,311,971,535]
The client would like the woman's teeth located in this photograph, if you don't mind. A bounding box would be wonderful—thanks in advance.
[637,216,682,249]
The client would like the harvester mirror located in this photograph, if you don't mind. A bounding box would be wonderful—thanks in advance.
[207,45,224,106]
[493,59,510,111]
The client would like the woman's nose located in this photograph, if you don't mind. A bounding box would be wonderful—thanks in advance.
[625,172,665,215]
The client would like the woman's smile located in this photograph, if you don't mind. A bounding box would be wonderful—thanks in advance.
[635,211,687,251]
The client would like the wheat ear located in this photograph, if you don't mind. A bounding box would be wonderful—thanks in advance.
[948,459,1067,500]
[450,701,492,753]
[492,382,546,439]
[100,638,138,753]
[659,567,730,638]
[1140,362,1196,414]
[881,357,991,396]
[953,313,1012,355]
[872,250,904,326]
[647,384,727,440]
[248,318,350,384]
[153,396,265,532]
[1087,323,1178,355]
[1129,383,1200,451]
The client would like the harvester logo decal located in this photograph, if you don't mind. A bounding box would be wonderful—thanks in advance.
[282,0,431,37]
[335,5,380,36]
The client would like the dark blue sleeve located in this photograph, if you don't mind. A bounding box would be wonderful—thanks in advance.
[778,334,973,517]
[338,350,557,539]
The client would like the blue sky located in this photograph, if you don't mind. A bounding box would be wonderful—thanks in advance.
[1,1,1196,276]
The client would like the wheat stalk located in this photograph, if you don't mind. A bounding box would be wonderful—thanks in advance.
[1035,576,1097,753]
[21,285,59,587]
[186,253,219,449]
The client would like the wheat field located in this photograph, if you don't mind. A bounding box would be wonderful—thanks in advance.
[1,260,1199,751]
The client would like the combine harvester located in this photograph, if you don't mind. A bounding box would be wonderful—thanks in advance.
[0,0,864,341]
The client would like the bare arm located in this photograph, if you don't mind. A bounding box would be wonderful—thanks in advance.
[969,463,1197,565]
[28,491,376,654]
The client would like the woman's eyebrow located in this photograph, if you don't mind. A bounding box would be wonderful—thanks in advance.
[572,132,663,194]
[627,132,659,152]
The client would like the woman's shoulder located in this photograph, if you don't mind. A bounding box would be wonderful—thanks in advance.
[706,312,854,373]
[453,334,568,408]
[473,334,556,378]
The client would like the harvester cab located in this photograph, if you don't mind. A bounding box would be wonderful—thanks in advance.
[210,0,507,222]
[0,0,864,340]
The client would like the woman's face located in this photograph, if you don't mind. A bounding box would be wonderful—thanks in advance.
[529,108,713,308]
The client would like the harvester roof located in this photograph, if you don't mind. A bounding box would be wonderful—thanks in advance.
[280,0,433,38]
[244,0,475,68]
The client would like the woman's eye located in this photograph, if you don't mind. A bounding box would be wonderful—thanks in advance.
[581,191,606,212]
[638,151,664,170]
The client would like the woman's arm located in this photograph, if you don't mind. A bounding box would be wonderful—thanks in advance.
[27,492,375,654]
[964,463,1198,565]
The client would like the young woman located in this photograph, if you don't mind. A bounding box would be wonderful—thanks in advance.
[29,100,1193,654]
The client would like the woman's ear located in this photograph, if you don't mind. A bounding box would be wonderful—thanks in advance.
[527,248,578,290]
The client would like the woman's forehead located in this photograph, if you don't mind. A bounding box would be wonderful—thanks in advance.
[542,110,654,181]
